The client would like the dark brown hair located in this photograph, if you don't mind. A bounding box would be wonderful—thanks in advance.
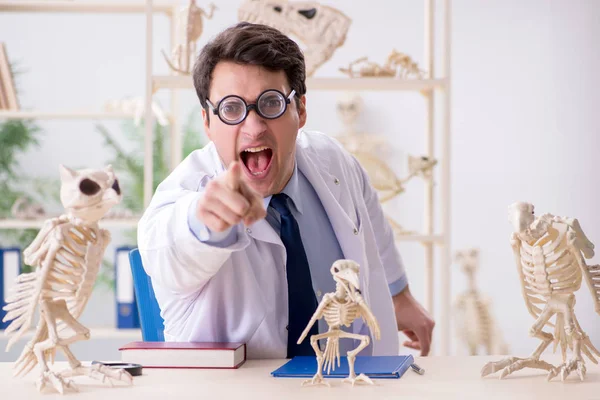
[192,22,306,113]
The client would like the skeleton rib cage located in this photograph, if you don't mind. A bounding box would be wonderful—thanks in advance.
[515,216,600,361]
[3,216,107,374]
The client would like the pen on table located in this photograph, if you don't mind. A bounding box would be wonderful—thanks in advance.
[410,363,425,375]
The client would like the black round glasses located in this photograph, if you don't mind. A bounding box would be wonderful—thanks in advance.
[206,89,297,125]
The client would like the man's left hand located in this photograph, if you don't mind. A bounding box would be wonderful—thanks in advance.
[392,286,435,356]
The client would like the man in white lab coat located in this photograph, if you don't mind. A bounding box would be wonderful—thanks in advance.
[137,22,434,359]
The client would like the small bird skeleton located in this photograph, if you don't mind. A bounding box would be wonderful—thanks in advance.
[162,0,217,75]
[2,165,132,394]
[297,259,381,387]
[481,202,600,381]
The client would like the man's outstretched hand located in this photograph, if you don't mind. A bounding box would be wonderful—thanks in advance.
[392,286,435,356]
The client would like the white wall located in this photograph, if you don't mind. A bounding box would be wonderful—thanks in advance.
[1,0,599,359]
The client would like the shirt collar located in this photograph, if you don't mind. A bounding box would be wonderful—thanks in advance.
[263,161,303,215]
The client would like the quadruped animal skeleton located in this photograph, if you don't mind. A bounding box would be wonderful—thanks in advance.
[481,202,600,381]
[454,248,509,356]
[2,165,131,394]
[339,49,426,79]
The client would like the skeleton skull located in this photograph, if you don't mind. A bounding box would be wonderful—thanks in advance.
[336,92,363,132]
[508,201,535,234]
[455,248,480,276]
[331,259,361,300]
[238,0,351,76]
[59,165,122,223]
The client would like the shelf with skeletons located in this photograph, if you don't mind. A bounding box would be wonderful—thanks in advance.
[0,1,174,14]
[0,97,171,124]
[155,0,447,93]
[481,202,600,382]
[0,195,139,230]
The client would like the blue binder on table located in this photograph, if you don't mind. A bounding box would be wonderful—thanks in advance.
[115,246,140,329]
[271,355,415,379]
[1,248,22,330]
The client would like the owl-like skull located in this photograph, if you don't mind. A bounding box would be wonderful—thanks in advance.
[59,164,122,223]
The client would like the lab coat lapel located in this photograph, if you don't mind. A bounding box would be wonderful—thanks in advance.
[295,140,366,270]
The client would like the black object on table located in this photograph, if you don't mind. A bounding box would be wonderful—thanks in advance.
[91,361,143,376]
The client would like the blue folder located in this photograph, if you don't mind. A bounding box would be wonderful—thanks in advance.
[1,248,22,330]
[115,246,140,329]
[271,355,414,379]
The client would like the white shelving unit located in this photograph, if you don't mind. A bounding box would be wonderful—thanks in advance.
[0,1,161,362]
[0,0,182,230]
[143,0,452,354]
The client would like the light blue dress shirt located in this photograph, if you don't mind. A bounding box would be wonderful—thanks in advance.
[188,163,408,352]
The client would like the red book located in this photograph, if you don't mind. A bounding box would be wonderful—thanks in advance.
[118,342,246,369]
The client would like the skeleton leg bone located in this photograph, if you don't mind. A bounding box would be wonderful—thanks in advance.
[51,300,133,385]
[302,332,334,387]
[547,298,586,382]
[481,305,556,379]
[337,332,374,386]
[33,300,77,394]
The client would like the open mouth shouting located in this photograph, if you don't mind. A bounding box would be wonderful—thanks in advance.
[240,145,274,179]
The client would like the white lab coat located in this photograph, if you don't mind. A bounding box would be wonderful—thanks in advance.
[137,130,405,359]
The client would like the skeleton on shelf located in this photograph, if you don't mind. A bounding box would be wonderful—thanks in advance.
[481,202,600,382]
[162,0,217,75]
[339,49,426,79]
[297,259,381,387]
[454,248,509,356]
[2,165,132,394]
[238,0,351,77]
[335,92,437,237]
[11,196,46,220]
[104,96,170,127]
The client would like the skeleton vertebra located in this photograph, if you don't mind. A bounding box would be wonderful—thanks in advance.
[297,260,381,387]
[454,248,509,355]
[481,202,600,381]
[2,165,132,394]
[238,0,351,77]
[162,0,217,75]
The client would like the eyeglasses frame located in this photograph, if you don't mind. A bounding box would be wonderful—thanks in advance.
[206,88,297,125]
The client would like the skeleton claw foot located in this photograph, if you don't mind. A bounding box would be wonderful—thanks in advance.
[61,364,133,386]
[547,359,586,382]
[36,371,78,394]
[481,357,555,379]
[481,357,518,378]
[343,373,374,386]
[301,374,330,387]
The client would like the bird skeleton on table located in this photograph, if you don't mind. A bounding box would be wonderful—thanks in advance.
[481,202,600,381]
[2,165,132,394]
[297,259,381,387]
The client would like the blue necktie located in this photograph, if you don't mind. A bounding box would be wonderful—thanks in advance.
[270,193,319,358]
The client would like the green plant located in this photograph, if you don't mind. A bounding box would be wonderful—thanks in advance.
[95,106,208,288]
[0,119,43,273]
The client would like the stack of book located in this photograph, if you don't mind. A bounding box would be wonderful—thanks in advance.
[119,342,247,369]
